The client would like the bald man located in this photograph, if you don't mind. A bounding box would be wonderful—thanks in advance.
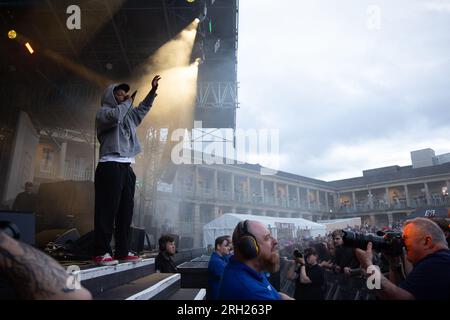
[356,217,450,300]
[217,220,293,300]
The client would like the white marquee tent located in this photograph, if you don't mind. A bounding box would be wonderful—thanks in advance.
[203,213,327,248]
[318,217,362,233]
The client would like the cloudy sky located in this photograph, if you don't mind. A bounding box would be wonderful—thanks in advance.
[237,0,450,181]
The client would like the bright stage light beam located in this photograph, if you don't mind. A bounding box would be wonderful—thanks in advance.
[142,63,199,126]
[25,42,34,54]
[43,49,110,88]
[147,19,199,70]
[125,18,201,130]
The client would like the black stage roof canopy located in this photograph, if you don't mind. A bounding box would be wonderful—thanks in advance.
[0,0,238,131]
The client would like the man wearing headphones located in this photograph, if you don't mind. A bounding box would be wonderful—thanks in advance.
[217,220,294,300]
[155,234,178,273]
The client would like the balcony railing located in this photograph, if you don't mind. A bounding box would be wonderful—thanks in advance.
[35,167,92,181]
[337,196,450,214]
[234,193,250,204]
[277,197,288,208]
[174,185,195,198]
[64,167,92,181]
[35,168,58,179]
[172,184,450,214]
[288,199,299,209]
[250,195,263,205]
[217,190,233,201]
[196,187,214,199]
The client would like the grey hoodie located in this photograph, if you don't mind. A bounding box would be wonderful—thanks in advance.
[96,84,156,158]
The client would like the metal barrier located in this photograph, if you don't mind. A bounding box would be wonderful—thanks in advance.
[281,270,377,300]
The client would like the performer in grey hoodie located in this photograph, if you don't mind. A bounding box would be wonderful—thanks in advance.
[93,75,161,265]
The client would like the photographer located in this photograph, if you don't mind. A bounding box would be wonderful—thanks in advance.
[287,248,325,300]
[356,218,450,300]
[331,230,364,299]
[332,230,360,275]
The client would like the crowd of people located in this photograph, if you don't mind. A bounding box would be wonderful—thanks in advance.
[1,75,449,301]
[206,218,450,300]
[1,215,449,300]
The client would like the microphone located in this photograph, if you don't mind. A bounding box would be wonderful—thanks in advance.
[124,90,137,119]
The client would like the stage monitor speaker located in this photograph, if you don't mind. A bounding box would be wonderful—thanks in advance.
[0,211,35,245]
[36,228,67,249]
[144,233,154,250]
[55,228,80,246]
[130,226,145,254]
[72,230,95,257]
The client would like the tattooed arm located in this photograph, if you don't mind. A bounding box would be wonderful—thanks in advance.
[0,230,92,300]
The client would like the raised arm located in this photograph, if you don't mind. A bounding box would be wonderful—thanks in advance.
[355,242,414,300]
[129,75,161,126]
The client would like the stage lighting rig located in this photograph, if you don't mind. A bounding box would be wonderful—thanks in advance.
[25,42,34,54]
[8,29,17,39]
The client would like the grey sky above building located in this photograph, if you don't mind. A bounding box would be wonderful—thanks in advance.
[237,0,450,181]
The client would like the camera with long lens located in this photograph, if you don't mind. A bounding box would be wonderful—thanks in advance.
[293,249,303,259]
[342,229,404,256]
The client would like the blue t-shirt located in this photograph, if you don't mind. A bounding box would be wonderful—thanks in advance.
[218,256,281,300]
[208,252,228,300]
[399,249,450,300]
[223,253,233,264]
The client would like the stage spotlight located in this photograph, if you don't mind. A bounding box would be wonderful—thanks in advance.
[8,30,17,39]
[194,18,200,24]
[186,0,195,3]
[25,42,34,54]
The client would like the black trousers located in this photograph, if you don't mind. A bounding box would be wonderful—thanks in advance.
[94,161,136,257]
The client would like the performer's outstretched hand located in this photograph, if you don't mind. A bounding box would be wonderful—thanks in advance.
[152,75,161,91]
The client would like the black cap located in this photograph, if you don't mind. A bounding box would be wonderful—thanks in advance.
[114,83,130,93]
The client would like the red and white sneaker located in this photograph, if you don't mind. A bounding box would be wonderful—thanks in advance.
[93,253,119,266]
[114,252,142,263]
